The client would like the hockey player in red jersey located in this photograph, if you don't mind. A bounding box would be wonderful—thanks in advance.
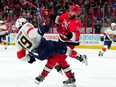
[37,4,87,86]
[15,17,87,86]
[55,4,86,64]
[49,4,87,63]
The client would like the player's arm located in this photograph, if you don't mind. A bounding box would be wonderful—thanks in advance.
[59,26,79,42]
[37,25,49,36]
[50,12,68,24]
[0,25,7,32]
[64,20,82,41]
[0,28,7,31]
[99,31,107,41]
[25,24,42,38]
[16,43,36,63]
[16,42,28,61]
[100,28,112,41]
[27,25,49,38]
[55,13,68,24]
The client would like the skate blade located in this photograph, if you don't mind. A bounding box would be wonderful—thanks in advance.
[59,70,63,75]
[34,79,40,85]
[85,57,88,66]
[63,82,76,87]
[5,47,7,50]
[83,55,88,66]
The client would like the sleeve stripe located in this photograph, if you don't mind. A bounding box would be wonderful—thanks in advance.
[102,32,106,35]
[17,48,26,59]
[27,27,34,35]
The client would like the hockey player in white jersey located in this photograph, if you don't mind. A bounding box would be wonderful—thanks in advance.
[15,18,87,85]
[98,23,116,56]
[0,20,8,49]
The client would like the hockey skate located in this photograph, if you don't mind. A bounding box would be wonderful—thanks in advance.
[63,73,76,87]
[98,51,103,56]
[76,55,88,66]
[5,46,7,50]
[35,75,45,85]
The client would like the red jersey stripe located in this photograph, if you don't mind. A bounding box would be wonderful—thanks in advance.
[27,27,34,35]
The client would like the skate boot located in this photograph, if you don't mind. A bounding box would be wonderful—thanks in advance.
[35,74,45,85]
[76,55,88,66]
[5,46,7,50]
[98,51,103,56]
[63,73,76,87]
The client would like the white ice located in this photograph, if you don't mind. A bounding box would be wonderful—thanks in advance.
[0,46,116,87]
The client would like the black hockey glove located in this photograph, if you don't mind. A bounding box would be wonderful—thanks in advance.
[100,36,104,41]
[49,14,57,22]
[38,25,49,36]
[54,64,62,72]
[27,54,36,64]
[113,38,116,42]
[5,32,9,35]
[65,32,73,39]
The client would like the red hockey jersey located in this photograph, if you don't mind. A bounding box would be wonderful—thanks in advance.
[56,12,82,41]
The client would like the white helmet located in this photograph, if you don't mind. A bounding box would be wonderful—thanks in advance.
[0,20,4,24]
[15,18,27,29]
[111,23,116,30]
[111,23,116,27]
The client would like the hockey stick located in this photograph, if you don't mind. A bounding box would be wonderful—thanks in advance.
[25,0,44,25]
[25,0,38,10]
[28,51,39,59]
[36,0,42,17]
[35,0,44,25]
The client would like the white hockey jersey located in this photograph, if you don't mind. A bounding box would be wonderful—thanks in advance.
[103,27,116,40]
[0,24,7,35]
[15,23,42,61]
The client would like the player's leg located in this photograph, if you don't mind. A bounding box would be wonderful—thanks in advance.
[52,41,87,65]
[2,34,7,49]
[35,55,58,85]
[57,54,76,86]
[98,41,112,56]
[67,48,87,65]
[33,40,87,65]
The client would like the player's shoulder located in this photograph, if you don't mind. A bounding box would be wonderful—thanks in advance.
[21,23,34,31]
[73,18,82,25]
[60,12,69,17]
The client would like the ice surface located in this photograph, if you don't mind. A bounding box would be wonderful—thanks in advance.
[0,46,116,87]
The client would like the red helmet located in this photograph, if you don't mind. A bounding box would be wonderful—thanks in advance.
[70,4,82,15]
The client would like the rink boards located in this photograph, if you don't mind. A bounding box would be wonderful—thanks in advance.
[1,33,116,50]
